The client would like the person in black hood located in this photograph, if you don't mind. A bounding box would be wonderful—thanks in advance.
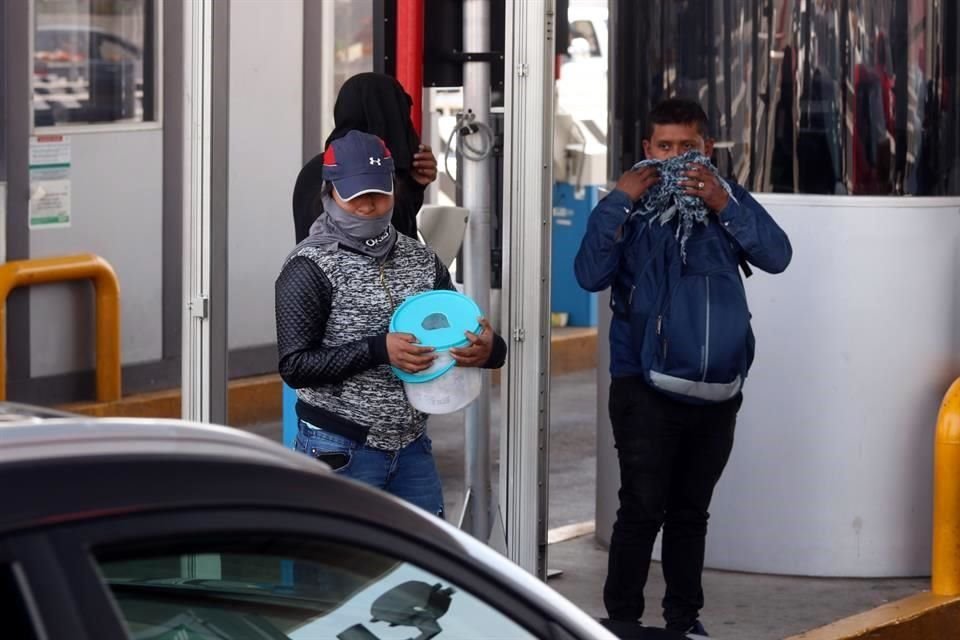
[293,73,438,243]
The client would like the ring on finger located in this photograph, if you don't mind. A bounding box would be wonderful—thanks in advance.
[697,181,705,190]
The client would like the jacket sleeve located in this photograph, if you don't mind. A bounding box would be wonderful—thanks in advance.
[275,256,389,388]
[717,185,793,274]
[574,189,635,292]
[433,255,507,369]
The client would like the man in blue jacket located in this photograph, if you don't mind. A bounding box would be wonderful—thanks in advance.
[575,99,791,636]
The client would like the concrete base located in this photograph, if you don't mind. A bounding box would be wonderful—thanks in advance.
[786,592,960,640]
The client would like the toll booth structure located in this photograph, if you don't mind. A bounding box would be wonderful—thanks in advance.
[597,0,960,578]
[1,0,560,577]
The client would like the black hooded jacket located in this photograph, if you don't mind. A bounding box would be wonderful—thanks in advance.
[293,73,426,243]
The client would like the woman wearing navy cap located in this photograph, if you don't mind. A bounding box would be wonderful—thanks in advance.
[276,130,506,516]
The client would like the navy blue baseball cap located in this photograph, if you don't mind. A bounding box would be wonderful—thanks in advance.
[323,130,395,200]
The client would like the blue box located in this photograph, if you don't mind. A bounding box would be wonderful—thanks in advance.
[551,182,599,327]
[282,383,297,448]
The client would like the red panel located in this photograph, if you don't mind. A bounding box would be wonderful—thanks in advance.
[395,0,425,136]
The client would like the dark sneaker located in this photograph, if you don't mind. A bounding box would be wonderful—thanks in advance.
[598,618,643,637]
[599,619,693,639]
[684,620,709,637]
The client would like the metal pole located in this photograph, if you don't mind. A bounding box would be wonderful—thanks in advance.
[596,0,621,551]
[182,0,228,424]
[319,0,336,144]
[499,0,555,577]
[460,0,493,541]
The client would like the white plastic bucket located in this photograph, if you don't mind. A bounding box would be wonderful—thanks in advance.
[401,351,481,414]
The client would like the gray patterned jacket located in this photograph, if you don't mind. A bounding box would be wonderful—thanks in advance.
[275,233,506,450]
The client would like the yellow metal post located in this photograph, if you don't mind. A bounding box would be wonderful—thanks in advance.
[0,254,121,402]
[933,378,960,595]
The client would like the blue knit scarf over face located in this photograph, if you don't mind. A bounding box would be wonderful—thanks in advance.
[631,150,732,262]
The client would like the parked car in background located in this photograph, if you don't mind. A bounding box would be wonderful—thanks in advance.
[33,25,145,125]
[0,408,615,639]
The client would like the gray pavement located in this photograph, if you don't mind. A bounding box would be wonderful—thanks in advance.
[247,370,929,639]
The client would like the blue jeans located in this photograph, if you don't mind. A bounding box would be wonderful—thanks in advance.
[294,420,444,517]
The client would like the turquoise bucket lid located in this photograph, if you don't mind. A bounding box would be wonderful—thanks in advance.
[390,290,482,383]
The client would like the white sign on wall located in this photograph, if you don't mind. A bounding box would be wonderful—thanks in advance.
[29,135,71,229]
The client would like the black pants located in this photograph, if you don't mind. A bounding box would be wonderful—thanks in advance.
[603,376,740,631]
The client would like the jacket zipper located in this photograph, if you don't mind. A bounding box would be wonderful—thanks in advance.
[656,314,667,360]
[379,263,395,309]
[702,275,711,380]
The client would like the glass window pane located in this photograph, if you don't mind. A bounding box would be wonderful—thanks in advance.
[333,0,374,98]
[615,0,960,196]
[34,0,154,128]
[97,542,537,639]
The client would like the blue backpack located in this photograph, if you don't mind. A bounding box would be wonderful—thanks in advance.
[634,218,755,404]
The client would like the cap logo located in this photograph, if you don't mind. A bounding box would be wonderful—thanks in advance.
[369,157,382,166]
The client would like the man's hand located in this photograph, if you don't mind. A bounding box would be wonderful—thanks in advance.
[449,318,495,367]
[411,144,438,186]
[387,333,436,373]
[682,164,729,213]
[614,166,659,202]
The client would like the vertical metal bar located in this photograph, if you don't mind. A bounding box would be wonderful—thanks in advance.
[634,0,648,163]
[840,0,850,189]
[0,0,7,182]
[722,0,734,158]
[0,0,8,267]
[396,0,425,135]
[182,0,227,424]
[706,0,718,135]
[182,0,209,421]
[760,0,776,191]
[4,0,30,385]
[143,0,158,122]
[209,0,229,424]
[942,0,959,192]
[748,0,760,188]
[461,0,493,542]
[892,0,908,192]
[500,0,554,578]
[373,0,389,75]
[319,0,335,144]
[303,0,330,160]
[596,0,621,551]
[163,0,184,361]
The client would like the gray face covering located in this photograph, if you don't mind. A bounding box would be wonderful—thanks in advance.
[324,193,394,246]
[291,190,398,262]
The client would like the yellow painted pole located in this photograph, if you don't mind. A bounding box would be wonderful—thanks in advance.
[0,254,121,402]
[933,378,960,595]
